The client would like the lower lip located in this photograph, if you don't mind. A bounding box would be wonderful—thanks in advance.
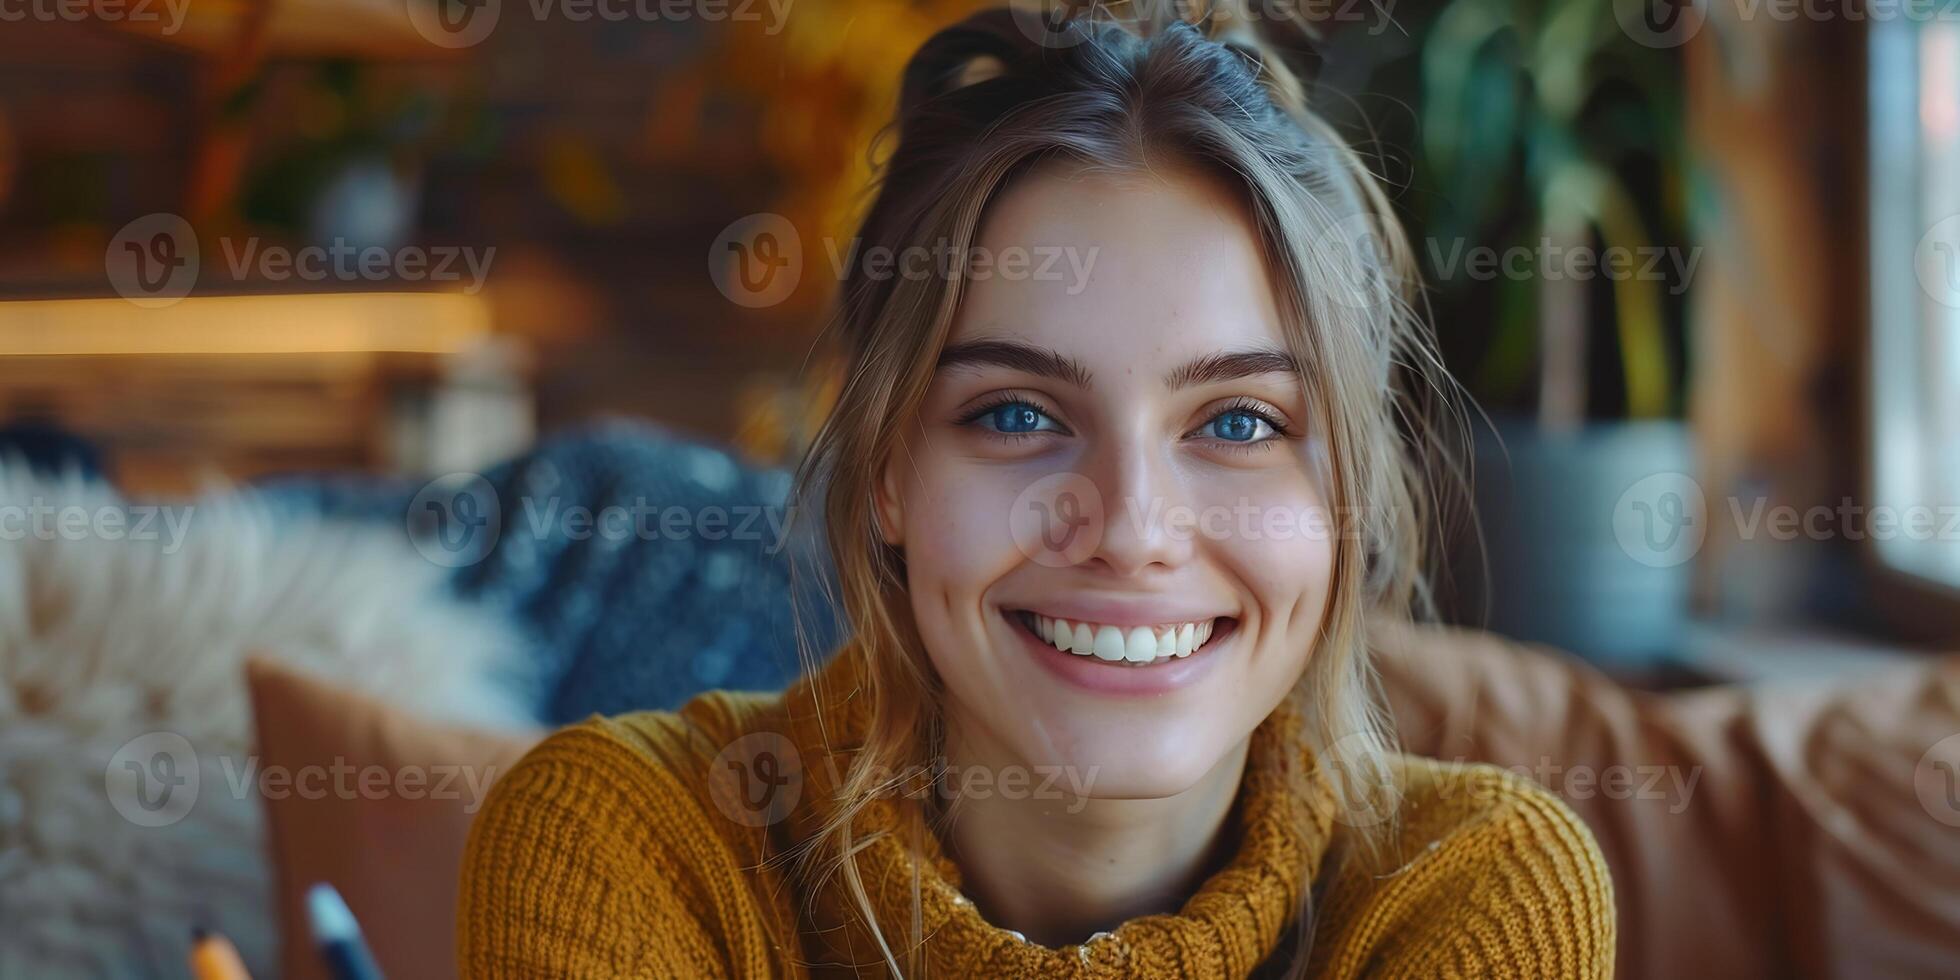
[1009,613,1229,696]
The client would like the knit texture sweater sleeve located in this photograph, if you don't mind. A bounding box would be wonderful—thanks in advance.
[457,715,778,978]
[1312,760,1618,978]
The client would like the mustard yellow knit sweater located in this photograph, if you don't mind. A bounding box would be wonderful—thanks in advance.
[459,643,1615,978]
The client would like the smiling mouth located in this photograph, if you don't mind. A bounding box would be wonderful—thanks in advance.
[1011,609,1237,666]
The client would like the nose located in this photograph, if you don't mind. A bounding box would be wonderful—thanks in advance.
[1076,434,1193,577]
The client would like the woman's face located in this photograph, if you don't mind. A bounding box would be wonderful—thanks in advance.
[877,164,1337,799]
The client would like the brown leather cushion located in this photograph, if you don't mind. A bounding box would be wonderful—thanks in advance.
[246,658,542,980]
[1370,620,1960,980]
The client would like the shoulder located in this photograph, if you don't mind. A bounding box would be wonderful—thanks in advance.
[479,686,787,838]
[457,689,794,977]
[1315,755,1616,978]
[1385,753,1604,847]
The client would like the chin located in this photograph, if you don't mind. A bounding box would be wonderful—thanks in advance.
[1048,729,1234,800]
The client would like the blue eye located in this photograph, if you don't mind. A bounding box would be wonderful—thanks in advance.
[1205,409,1275,443]
[980,402,1056,435]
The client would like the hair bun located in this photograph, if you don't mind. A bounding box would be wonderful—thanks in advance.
[897,9,1045,118]
[900,3,1324,123]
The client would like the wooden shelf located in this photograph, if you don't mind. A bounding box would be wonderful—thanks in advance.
[0,292,532,492]
[0,291,493,355]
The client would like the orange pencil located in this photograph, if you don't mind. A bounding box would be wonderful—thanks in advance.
[188,927,253,980]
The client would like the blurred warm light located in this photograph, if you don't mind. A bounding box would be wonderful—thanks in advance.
[91,0,450,59]
[1923,28,1958,141]
[716,0,994,292]
[0,292,492,356]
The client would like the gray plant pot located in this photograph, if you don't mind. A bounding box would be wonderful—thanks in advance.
[1450,416,1699,668]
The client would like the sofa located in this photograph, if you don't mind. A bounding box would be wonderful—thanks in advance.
[1372,619,1959,979]
[6,422,1955,978]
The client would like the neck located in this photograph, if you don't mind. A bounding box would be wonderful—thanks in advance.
[937,725,1251,947]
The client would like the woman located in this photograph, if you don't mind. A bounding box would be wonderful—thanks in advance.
[460,6,1615,977]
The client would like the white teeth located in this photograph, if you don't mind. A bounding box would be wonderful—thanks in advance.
[1028,614,1221,664]
[1152,626,1173,657]
[1091,625,1127,661]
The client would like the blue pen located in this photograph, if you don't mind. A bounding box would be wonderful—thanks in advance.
[306,883,385,980]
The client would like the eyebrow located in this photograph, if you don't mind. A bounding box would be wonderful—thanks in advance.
[937,339,1095,389]
[937,338,1302,391]
[1161,347,1303,390]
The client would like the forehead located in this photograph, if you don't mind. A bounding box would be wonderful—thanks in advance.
[948,163,1290,367]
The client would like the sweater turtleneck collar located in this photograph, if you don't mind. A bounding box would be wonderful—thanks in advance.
[774,641,1342,977]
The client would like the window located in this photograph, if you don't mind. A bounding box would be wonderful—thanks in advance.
[1870,19,1960,591]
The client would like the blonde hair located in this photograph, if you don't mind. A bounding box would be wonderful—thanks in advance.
[788,3,1463,973]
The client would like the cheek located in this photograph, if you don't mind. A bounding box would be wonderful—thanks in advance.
[1196,468,1336,640]
[898,462,1033,601]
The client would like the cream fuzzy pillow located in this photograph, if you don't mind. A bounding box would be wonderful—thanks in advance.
[0,464,529,978]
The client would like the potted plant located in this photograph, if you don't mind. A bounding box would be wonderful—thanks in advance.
[1327,0,1695,664]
